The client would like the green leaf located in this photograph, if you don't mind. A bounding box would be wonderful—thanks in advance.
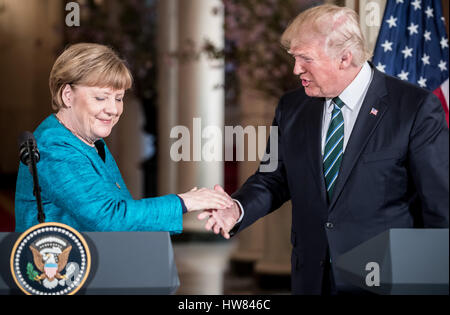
[26,263,38,281]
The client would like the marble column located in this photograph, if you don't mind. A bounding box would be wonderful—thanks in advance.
[157,0,225,232]
[356,0,387,54]
[157,0,179,197]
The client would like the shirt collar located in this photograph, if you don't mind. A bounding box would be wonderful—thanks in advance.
[326,62,372,111]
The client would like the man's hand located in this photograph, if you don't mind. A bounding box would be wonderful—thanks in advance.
[197,185,241,239]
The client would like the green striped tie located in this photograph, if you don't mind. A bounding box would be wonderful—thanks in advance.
[323,97,345,201]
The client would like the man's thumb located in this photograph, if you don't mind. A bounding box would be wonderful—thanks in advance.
[214,184,225,193]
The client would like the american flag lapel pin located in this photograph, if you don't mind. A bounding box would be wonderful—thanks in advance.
[370,107,379,116]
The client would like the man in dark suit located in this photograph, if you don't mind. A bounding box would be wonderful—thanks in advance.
[198,4,449,294]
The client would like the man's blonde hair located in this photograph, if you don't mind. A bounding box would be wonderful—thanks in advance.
[49,43,133,110]
[281,4,372,66]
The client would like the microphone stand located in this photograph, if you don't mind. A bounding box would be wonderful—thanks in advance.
[26,140,45,224]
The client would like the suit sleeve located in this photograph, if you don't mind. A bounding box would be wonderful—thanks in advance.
[408,92,449,227]
[38,142,183,233]
[231,97,291,233]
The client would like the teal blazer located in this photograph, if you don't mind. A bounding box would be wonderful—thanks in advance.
[15,114,183,233]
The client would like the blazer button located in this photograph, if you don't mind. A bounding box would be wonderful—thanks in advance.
[325,222,334,229]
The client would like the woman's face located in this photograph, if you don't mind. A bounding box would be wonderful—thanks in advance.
[63,85,124,143]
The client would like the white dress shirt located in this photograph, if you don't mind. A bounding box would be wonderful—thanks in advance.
[321,62,374,155]
[236,62,374,224]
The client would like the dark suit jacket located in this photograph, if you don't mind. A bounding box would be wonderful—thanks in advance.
[232,65,449,294]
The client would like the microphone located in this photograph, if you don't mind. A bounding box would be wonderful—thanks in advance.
[19,131,40,166]
[18,131,45,223]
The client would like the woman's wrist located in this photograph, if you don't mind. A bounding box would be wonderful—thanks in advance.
[176,195,188,214]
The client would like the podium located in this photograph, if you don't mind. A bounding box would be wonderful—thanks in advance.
[0,232,180,295]
[334,229,449,295]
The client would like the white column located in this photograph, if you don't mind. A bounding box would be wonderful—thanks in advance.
[157,0,179,196]
[176,0,225,231]
[348,0,386,55]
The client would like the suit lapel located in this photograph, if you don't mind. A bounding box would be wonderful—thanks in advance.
[329,68,389,211]
[302,97,328,204]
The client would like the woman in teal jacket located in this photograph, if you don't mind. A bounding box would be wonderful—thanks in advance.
[15,43,233,232]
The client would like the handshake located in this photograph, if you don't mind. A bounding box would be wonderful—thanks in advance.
[178,185,241,239]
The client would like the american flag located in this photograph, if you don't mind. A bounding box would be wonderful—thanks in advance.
[372,0,449,126]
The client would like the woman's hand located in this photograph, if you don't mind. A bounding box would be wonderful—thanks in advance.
[178,187,235,212]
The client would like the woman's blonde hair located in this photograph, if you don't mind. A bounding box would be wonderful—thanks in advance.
[49,43,133,110]
[281,4,372,66]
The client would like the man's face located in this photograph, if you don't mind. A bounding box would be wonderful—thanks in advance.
[289,35,342,98]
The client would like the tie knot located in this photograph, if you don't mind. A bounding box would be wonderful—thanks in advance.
[332,97,345,109]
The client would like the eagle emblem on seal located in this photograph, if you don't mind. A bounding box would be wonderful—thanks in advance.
[30,244,72,285]
[26,235,78,289]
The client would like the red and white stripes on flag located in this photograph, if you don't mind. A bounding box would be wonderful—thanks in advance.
[434,78,449,125]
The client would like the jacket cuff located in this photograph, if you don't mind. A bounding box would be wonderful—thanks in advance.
[176,195,188,214]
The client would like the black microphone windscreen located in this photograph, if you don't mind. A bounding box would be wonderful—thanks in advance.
[18,131,40,165]
[18,131,35,146]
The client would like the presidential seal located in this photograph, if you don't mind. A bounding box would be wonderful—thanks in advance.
[10,222,91,295]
